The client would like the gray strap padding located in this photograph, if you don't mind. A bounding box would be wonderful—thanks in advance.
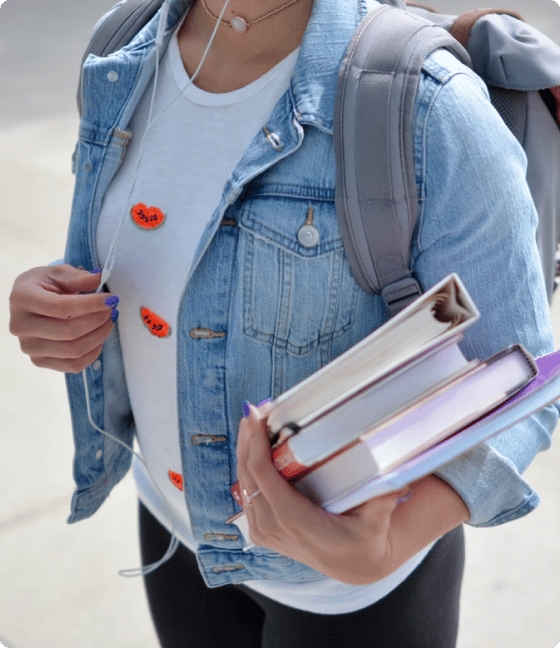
[334,5,471,314]
[77,0,163,117]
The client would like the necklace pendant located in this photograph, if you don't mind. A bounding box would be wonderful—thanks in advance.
[230,16,248,33]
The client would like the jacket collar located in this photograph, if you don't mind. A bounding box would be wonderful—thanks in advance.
[290,0,372,132]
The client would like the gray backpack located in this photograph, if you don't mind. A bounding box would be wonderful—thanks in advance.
[78,0,560,313]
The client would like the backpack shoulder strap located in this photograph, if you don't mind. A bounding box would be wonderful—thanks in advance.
[334,4,471,315]
[77,0,163,117]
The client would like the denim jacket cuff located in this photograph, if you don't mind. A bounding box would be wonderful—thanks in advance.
[434,443,539,528]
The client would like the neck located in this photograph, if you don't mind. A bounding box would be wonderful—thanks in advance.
[180,0,314,62]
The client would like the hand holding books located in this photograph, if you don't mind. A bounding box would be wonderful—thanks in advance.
[233,401,461,585]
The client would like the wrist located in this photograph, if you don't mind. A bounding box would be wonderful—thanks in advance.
[384,475,469,576]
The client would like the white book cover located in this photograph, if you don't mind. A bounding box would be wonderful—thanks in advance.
[288,339,472,466]
[266,274,479,436]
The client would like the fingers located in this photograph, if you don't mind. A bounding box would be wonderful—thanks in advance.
[49,264,105,294]
[13,306,113,341]
[29,342,106,373]
[10,265,114,321]
[237,404,300,509]
[14,310,115,373]
[255,398,273,417]
[236,403,320,548]
[236,407,277,545]
[237,406,273,502]
[19,315,113,360]
[236,404,261,505]
[9,264,118,372]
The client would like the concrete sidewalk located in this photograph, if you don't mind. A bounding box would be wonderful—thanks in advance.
[1,0,560,646]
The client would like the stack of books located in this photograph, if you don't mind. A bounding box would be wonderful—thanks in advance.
[227,274,560,532]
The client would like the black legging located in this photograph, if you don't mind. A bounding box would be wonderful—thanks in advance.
[139,501,465,648]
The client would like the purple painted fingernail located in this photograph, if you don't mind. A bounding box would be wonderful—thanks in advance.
[242,400,251,418]
[110,309,119,323]
[257,397,272,407]
[90,268,103,274]
[105,296,119,308]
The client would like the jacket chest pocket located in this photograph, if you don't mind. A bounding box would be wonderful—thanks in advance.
[237,195,360,355]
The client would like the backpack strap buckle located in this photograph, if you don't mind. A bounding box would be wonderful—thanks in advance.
[381,277,422,316]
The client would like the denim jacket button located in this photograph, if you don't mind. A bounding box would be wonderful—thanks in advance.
[191,434,227,445]
[297,225,320,248]
[262,126,284,151]
[204,532,239,541]
[95,450,103,460]
[189,328,226,339]
[107,71,119,82]
[92,360,102,370]
[212,565,246,573]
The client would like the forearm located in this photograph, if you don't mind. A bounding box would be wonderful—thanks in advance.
[384,475,469,578]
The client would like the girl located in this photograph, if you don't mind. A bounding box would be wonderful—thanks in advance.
[9,0,557,645]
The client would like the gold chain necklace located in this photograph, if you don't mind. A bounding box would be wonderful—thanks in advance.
[199,0,304,33]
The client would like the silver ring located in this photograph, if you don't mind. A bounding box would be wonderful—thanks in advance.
[242,488,262,504]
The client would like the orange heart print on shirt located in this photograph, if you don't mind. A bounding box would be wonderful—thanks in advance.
[140,307,172,338]
[168,470,184,491]
[131,203,166,230]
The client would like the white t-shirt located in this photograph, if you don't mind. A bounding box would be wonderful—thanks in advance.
[96,25,433,614]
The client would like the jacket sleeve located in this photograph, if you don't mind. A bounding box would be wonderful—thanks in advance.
[410,50,559,527]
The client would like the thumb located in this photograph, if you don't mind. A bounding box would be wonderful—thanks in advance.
[46,264,106,295]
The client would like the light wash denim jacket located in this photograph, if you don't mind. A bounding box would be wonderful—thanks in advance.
[64,0,558,586]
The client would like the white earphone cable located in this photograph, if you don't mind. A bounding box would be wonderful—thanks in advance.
[82,0,232,577]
